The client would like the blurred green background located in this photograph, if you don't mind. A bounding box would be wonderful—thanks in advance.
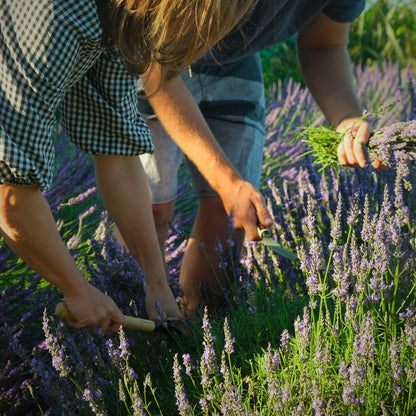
[260,0,416,97]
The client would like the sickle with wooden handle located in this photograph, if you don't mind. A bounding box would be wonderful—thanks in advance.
[55,302,156,332]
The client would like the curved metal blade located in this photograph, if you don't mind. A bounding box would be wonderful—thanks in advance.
[257,226,298,261]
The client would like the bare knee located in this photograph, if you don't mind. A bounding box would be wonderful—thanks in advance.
[152,201,176,228]
[0,184,39,222]
[0,184,42,241]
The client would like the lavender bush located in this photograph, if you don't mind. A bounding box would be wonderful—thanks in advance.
[1,62,416,415]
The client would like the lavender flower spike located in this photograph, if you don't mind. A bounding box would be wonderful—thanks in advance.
[173,354,192,416]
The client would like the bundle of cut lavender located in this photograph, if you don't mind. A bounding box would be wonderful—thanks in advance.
[299,119,416,172]
[299,80,416,173]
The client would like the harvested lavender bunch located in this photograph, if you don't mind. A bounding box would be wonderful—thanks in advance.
[369,120,416,166]
[299,119,416,172]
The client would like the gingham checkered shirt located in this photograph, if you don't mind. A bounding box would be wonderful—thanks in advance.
[0,0,153,191]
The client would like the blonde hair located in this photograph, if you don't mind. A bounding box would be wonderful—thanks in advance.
[104,0,257,76]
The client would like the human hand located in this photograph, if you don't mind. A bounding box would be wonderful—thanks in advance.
[336,118,384,169]
[144,278,184,323]
[63,281,125,333]
[220,179,273,241]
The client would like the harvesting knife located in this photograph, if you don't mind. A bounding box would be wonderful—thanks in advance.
[55,302,188,333]
[257,224,298,261]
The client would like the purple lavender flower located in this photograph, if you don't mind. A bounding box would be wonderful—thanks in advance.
[405,359,416,384]
[282,385,291,404]
[311,380,325,416]
[42,311,71,377]
[340,312,376,407]
[345,295,359,326]
[401,307,416,347]
[294,307,312,360]
[223,317,235,355]
[280,329,291,356]
[83,384,108,416]
[59,186,97,209]
[106,339,124,371]
[219,349,245,415]
[305,237,324,296]
[267,378,284,412]
[360,195,372,243]
[339,361,349,379]
[390,337,404,400]
[313,332,330,376]
[331,244,351,302]
[369,120,416,168]
[118,328,131,361]
[201,307,218,376]
[330,194,343,241]
[342,382,359,406]
[182,353,194,377]
[354,313,375,360]
[347,192,361,227]
[66,234,82,251]
[173,354,192,416]
[199,397,209,413]
[131,383,146,416]
[264,342,280,374]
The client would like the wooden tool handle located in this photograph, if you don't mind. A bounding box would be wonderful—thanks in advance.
[55,302,156,332]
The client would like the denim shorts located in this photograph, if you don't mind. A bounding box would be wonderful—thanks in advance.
[139,53,265,203]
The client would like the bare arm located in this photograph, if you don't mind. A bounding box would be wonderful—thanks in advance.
[0,184,125,332]
[94,154,183,322]
[297,11,381,169]
[141,68,272,240]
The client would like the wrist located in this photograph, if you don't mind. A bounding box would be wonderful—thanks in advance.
[211,163,243,197]
[60,273,90,298]
[140,260,167,288]
[334,112,364,131]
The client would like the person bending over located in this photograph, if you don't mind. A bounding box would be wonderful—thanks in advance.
[0,0,271,332]
[115,0,383,315]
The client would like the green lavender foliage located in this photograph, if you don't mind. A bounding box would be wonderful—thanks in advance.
[164,64,416,415]
[296,125,344,172]
[7,63,412,416]
[1,0,416,411]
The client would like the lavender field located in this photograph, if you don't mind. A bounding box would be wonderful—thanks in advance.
[1,62,416,415]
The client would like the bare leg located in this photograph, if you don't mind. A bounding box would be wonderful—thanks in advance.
[149,201,176,261]
[179,195,245,315]
[113,200,176,265]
